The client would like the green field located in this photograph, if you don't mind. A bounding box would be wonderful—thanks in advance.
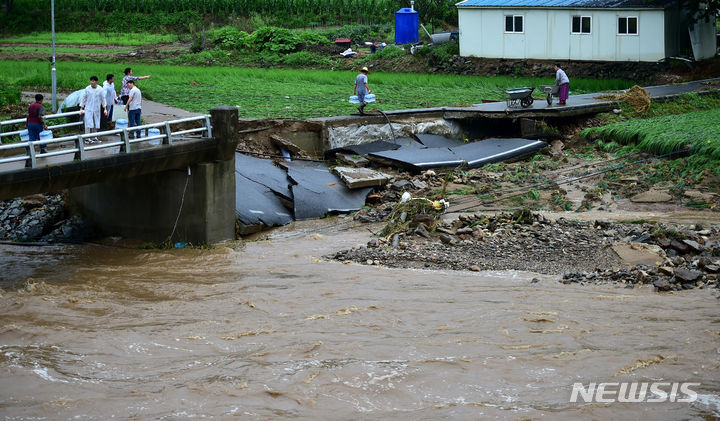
[0,60,633,119]
[0,46,135,54]
[0,32,178,46]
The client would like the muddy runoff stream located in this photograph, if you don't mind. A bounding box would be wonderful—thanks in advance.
[0,218,719,420]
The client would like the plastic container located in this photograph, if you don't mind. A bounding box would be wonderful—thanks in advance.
[147,128,161,145]
[39,130,53,140]
[115,118,128,130]
[395,8,419,44]
[20,129,29,142]
[349,93,376,104]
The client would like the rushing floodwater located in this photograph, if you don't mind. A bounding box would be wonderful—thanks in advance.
[0,219,719,420]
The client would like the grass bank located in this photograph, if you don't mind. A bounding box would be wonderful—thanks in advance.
[0,60,632,119]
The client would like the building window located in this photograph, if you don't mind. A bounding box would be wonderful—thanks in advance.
[505,15,524,33]
[571,16,591,34]
[618,16,638,35]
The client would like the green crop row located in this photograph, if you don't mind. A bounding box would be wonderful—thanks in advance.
[582,107,720,159]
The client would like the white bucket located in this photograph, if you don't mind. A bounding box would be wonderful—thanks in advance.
[147,128,161,145]
[349,93,376,104]
[20,129,29,141]
[116,119,128,129]
[39,130,53,140]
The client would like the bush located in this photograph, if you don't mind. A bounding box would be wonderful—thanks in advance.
[297,31,330,46]
[248,26,300,53]
[428,42,459,64]
[210,26,251,50]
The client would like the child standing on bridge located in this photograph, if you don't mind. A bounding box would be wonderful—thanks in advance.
[80,76,107,144]
[26,94,48,154]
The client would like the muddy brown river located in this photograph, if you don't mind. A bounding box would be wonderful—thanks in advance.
[1,219,718,420]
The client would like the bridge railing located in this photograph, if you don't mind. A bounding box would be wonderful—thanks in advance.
[0,110,84,140]
[0,115,212,169]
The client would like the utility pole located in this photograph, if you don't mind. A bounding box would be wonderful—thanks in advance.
[51,0,57,112]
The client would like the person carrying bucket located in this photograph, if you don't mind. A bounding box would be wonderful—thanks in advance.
[26,94,48,153]
[354,66,372,115]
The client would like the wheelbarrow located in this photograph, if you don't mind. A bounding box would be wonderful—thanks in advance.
[540,85,560,105]
[505,86,535,108]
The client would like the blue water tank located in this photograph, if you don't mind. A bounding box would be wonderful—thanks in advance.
[395,8,418,44]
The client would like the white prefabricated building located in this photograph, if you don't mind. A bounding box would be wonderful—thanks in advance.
[455,0,717,62]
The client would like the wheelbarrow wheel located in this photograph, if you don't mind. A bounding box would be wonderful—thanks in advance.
[546,94,552,105]
[521,96,532,108]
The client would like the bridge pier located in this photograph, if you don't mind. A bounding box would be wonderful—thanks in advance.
[68,106,239,245]
[69,159,235,244]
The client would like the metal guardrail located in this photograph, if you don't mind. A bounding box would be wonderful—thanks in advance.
[0,115,212,170]
[0,110,84,139]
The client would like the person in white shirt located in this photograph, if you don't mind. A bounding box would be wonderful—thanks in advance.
[554,64,570,106]
[102,74,118,129]
[80,75,107,143]
[124,79,142,139]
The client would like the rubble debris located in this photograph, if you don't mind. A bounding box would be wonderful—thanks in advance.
[269,134,303,155]
[332,167,391,189]
[337,153,369,167]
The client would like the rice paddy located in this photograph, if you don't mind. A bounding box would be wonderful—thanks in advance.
[583,107,720,159]
[0,60,633,119]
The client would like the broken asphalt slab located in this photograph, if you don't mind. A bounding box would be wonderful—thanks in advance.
[451,138,548,169]
[368,137,548,171]
[235,173,293,227]
[414,133,463,148]
[279,162,373,220]
[235,152,292,200]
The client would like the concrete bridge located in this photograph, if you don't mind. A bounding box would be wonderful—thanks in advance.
[0,107,239,244]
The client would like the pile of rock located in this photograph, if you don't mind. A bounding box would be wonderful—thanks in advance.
[0,194,93,243]
[563,222,719,292]
[331,209,720,293]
